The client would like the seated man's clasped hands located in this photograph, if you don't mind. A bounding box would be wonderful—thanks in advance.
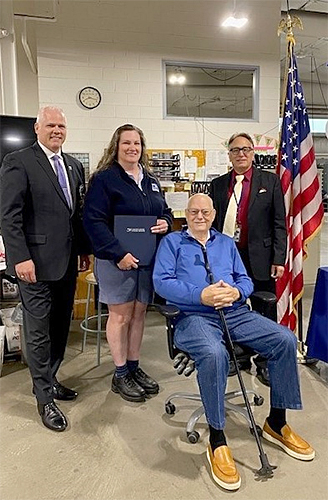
[153,193,314,492]
[201,280,240,309]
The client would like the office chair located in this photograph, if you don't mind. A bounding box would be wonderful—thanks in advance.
[156,291,276,444]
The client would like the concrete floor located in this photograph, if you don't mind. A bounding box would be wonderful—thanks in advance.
[1,216,327,500]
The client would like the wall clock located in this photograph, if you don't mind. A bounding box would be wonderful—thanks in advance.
[78,86,101,109]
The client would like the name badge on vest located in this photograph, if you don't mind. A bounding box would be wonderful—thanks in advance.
[151,183,159,192]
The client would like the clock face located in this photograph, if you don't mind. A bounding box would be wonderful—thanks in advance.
[78,86,101,109]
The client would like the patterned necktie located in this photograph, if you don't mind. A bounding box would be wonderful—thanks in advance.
[52,155,72,209]
[222,174,244,237]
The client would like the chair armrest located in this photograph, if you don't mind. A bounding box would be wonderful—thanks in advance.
[151,304,180,319]
[250,291,277,320]
[251,291,277,304]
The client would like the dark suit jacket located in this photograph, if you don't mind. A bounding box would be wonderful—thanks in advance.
[209,166,287,281]
[0,142,90,280]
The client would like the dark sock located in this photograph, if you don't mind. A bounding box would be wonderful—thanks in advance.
[209,425,227,452]
[127,359,139,373]
[267,408,287,435]
[115,363,129,378]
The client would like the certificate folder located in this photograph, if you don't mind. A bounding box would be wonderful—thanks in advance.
[114,215,157,266]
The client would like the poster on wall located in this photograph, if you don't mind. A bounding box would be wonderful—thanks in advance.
[206,150,229,176]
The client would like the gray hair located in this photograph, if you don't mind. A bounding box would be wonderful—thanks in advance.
[228,132,254,147]
[36,106,66,123]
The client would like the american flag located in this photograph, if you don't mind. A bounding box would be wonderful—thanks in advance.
[276,41,324,332]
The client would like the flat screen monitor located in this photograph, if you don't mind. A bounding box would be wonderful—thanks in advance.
[0,115,36,165]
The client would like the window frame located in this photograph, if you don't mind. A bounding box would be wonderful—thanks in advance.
[163,60,260,122]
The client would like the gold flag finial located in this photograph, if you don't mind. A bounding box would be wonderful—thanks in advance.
[278,13,303,44]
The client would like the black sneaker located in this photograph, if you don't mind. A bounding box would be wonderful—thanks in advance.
[131,367,159,394]
[111,373,146,402]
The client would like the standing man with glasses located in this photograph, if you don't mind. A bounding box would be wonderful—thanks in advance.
[0,106,90,432]
[210,133,287,385]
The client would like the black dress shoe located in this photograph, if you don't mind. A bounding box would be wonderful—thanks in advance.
[111,373,146,402]
[37,401,67,432]
[132,367,159,394]
[53,381,78,401]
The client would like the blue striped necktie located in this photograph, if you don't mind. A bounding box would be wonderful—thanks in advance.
[52,155,72,209]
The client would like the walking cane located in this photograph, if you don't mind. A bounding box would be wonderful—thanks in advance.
[200,246,277,478]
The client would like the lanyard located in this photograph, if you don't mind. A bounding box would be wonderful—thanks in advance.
[232,181,243,209]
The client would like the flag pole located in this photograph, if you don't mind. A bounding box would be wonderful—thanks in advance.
[297,298,305,356]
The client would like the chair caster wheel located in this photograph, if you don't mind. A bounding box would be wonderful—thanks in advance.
[250,425,263,437]
[187,431,200,444]
[165,402,176,415]
[254,395,264,406]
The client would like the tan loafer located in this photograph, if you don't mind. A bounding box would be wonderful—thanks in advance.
[206,445,241,490]
[263,419,315,461]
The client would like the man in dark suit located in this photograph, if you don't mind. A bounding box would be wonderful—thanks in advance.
[210,132,287,385]
[0,106,90,431]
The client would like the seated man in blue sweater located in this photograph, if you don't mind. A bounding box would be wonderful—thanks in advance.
[153,194,314,491]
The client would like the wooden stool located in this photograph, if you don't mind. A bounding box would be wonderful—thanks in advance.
[80,272,108,366]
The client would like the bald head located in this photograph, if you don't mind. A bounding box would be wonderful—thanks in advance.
[185,194,216,239]
[187,194,214,210]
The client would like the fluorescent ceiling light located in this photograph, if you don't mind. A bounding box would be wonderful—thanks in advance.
[222,16,248,28]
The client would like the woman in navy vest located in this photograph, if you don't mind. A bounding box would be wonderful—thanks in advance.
[84,124,172,403]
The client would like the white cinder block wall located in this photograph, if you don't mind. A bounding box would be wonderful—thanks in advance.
[36,0,282,171]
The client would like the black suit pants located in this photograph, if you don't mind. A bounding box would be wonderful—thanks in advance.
[18,254,78,404]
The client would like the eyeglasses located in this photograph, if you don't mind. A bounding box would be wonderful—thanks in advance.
[186,209,213,217]
[229,147,254,156]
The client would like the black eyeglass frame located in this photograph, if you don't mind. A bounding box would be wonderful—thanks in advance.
[229,147,254,156]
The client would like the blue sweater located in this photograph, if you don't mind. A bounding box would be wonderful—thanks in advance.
[153,228,254,314]
[83,161,172,262]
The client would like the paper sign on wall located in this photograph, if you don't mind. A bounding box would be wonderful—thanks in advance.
[165,191,189,211]
[184,156,197,173]
[206,150,229,175]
